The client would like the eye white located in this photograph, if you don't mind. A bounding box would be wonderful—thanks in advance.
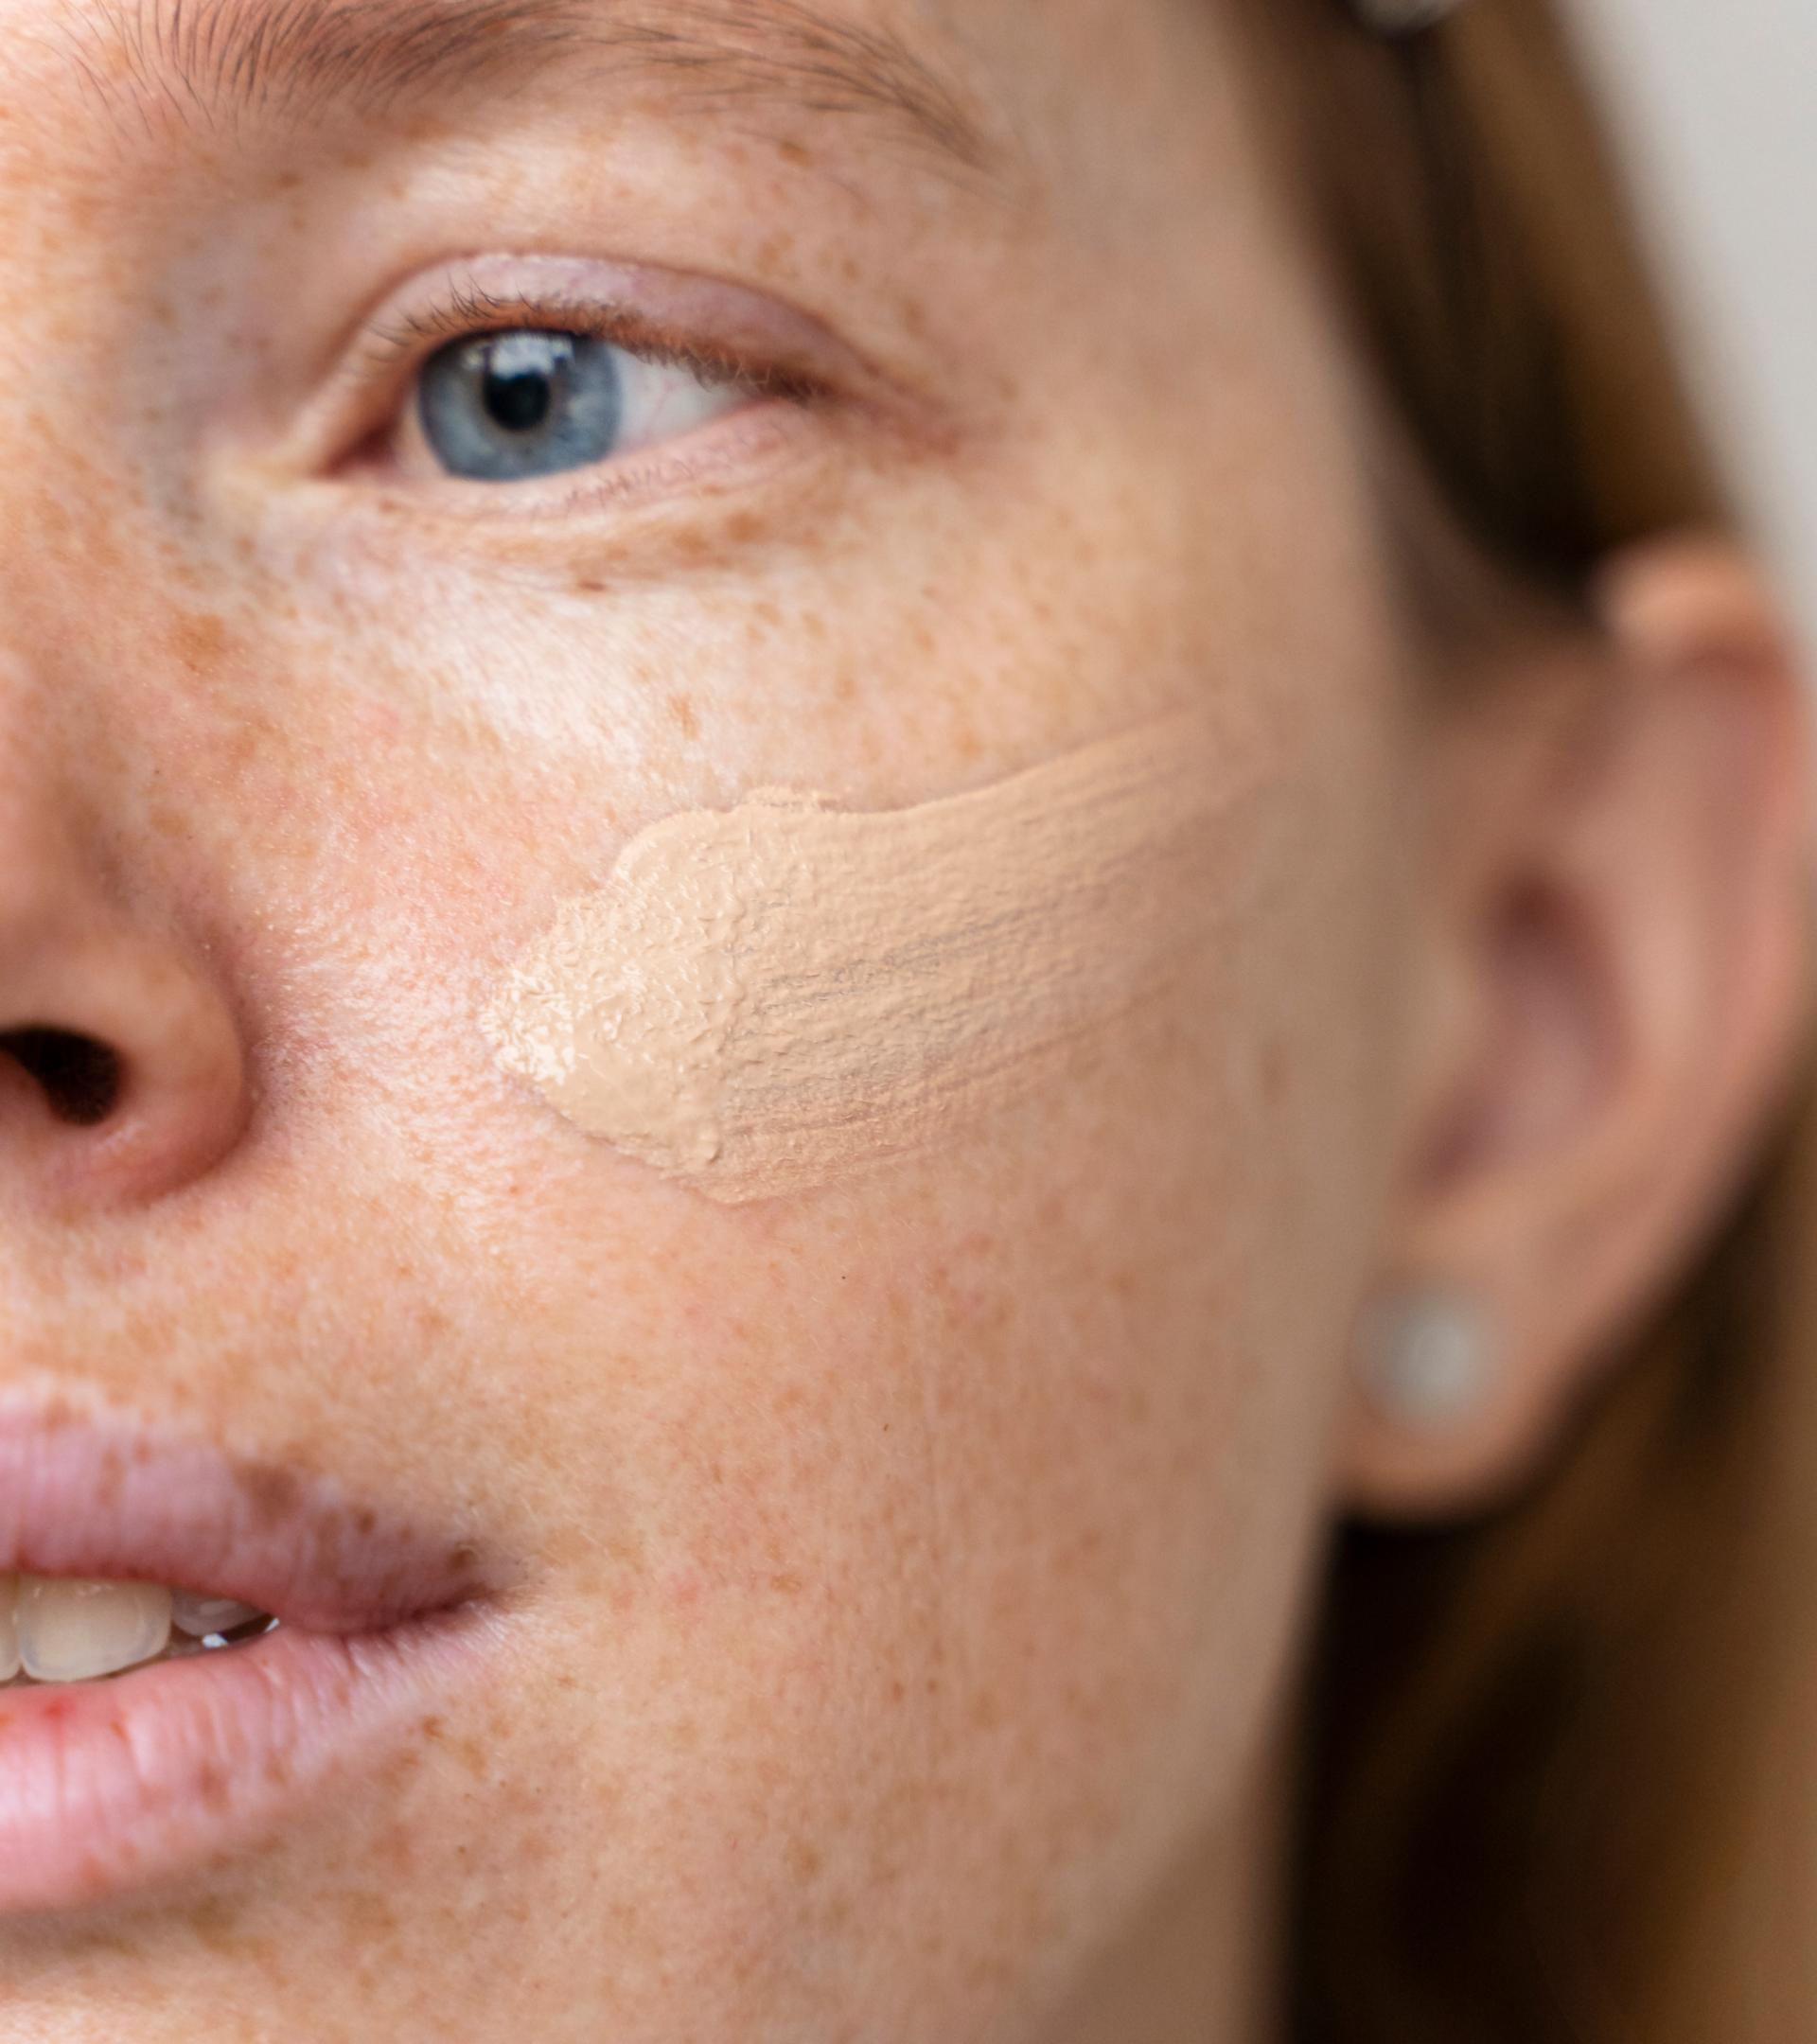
[611,350,747,457]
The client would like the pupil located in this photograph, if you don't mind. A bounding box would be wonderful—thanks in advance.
[485,369,553,434]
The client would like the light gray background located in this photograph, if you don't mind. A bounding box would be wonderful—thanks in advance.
[1569,0,1817,650]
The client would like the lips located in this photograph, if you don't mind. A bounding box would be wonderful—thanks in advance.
[0,1405,503,1912]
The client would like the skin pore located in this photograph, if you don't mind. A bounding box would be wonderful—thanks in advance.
[0,2,1805,2041]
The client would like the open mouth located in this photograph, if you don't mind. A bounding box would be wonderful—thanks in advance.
[0,1407,505,1913]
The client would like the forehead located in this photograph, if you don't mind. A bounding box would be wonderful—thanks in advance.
[49,1,985,157]
[0,0,1249,192]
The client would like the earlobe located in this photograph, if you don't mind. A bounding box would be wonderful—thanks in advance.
[1345,536,1811,1519]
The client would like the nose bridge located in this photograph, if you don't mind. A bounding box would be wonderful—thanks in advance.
[0,362,150,632]
[0,148,168,623]
[0,54,224,712]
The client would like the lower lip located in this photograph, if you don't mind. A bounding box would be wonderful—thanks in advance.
[0,1611,494,1912]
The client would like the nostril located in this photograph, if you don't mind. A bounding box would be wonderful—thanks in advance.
[0,1029,123,1128]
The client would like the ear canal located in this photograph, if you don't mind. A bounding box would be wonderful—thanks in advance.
[1355,1286,1497,1427]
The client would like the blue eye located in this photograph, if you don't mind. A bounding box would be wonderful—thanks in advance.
[418,329,624,482]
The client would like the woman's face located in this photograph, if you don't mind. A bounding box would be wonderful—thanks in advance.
[1,0,1420,2035]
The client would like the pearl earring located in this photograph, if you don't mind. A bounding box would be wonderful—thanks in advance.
[1356,1285,1495,1427]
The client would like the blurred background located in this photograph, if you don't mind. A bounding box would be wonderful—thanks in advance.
[1574,0,1817,651]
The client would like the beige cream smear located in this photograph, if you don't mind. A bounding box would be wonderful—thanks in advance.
[484,712,1263,1204]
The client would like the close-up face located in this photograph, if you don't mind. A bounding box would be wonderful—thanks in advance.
[2,2,1805,2040]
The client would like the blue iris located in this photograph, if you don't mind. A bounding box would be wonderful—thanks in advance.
[418,329,624,482]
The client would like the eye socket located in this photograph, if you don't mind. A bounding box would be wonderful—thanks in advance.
[415,326,742,484]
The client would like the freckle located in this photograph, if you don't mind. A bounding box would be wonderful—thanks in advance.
[185,1894,247,1954]
[168,608,229,675]
[344,1890,398,1938]
[668,693,698,740]
[234,1461,300,1531]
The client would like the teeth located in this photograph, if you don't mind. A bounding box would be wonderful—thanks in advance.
[0,1576,275,1688]
[18,1578,173,1683]
[0,1577,18,1683]
[171,1593,265,1639]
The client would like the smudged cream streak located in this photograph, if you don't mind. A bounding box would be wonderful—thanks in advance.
[484,712,1263,1203]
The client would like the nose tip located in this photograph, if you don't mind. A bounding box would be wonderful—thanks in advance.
[1,913,249,1207]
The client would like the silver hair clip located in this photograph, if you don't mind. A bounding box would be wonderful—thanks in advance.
[1350,0,1468,32]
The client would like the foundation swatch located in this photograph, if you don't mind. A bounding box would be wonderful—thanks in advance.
[484,711,1265,1203]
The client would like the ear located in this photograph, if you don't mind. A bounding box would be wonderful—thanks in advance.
[1345,536,1812,1517]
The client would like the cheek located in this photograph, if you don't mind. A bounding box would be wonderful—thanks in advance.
[367,713,1402,2027]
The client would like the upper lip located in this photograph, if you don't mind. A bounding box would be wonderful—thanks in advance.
[0,1401,497,1632]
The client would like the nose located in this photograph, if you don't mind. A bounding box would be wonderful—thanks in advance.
[0,717,247,1210]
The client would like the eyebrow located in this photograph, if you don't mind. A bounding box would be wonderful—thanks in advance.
[82,0,997,175]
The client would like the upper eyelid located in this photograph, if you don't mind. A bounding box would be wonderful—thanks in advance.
[366,286,708,373]
[369,257,860,377]
[360,291,802,403]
